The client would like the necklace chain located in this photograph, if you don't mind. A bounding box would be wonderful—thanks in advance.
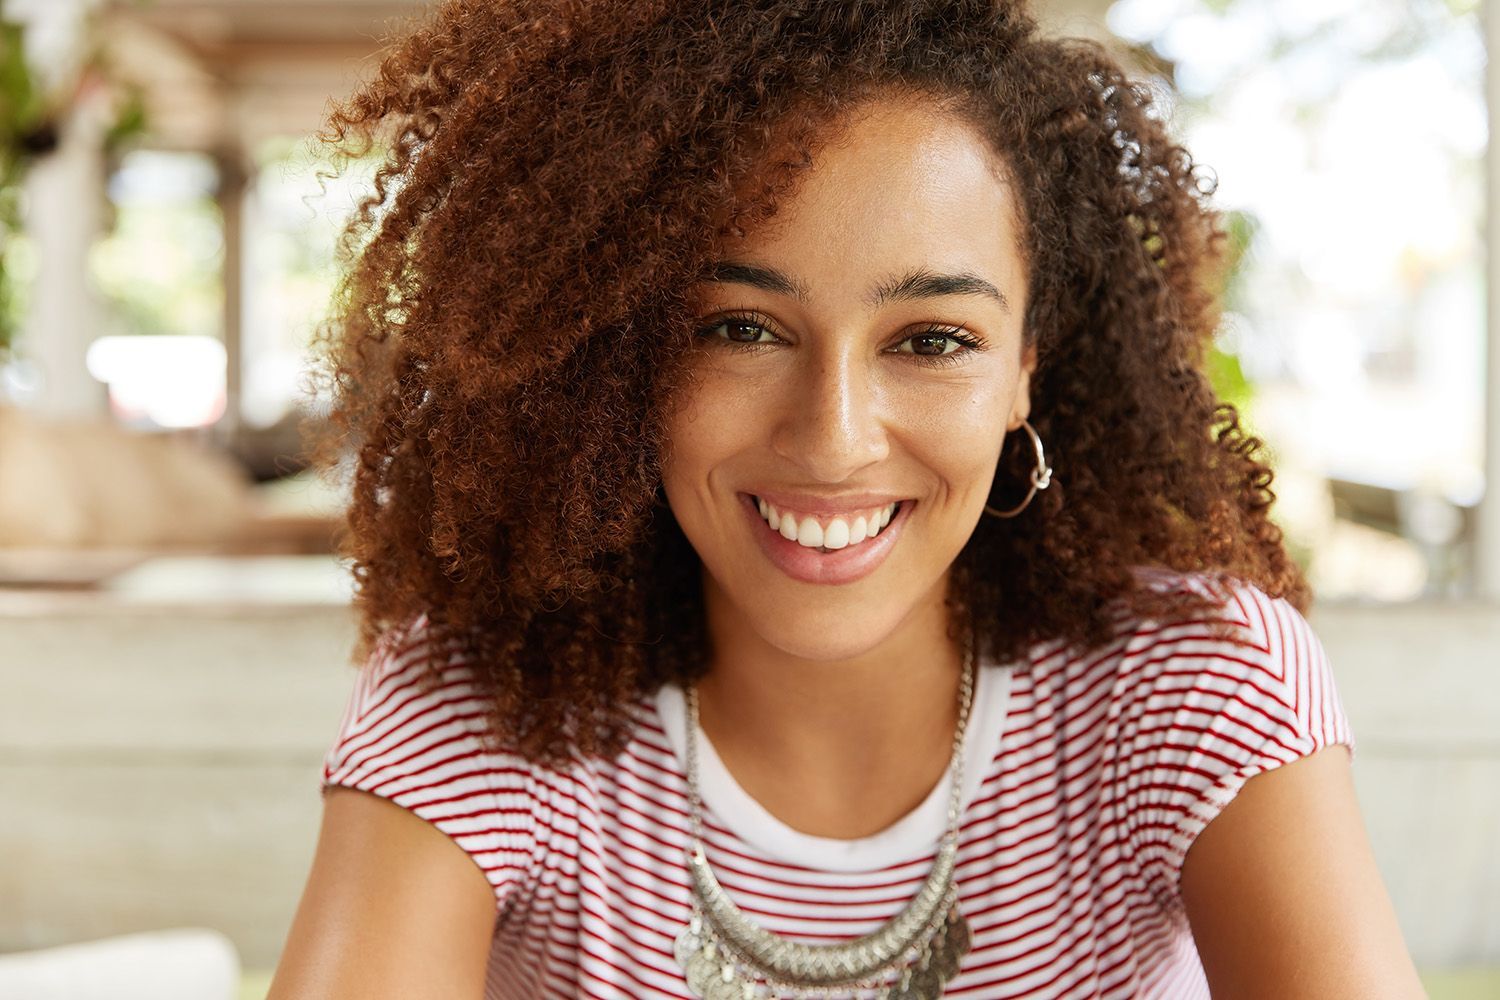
[679,636,977,999]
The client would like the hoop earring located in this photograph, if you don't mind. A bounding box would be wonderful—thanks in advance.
[983,418,1053,519]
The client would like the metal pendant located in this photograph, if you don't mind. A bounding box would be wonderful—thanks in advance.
[881,908,971,1000]
[677,901,972,1000]
[682,942,722,994]
[686,838,959,988]
[676,927,754,999]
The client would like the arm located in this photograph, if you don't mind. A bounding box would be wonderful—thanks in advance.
[267,786,498,1000]
[1180,745,1426,999]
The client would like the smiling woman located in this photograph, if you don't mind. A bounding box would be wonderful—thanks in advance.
[269,2,1425,999]
[664,99,1034,621]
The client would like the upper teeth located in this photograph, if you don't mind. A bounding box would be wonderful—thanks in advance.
[755,497,898,550]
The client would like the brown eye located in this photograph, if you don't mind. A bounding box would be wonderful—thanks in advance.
[722,319,768,344]
[693,312,781,347]
[891,326,985,369]
[905,332,961,357]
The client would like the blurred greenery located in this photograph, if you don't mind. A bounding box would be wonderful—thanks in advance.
[1203,208,1257,415]
[0,11,147,361]
[0,17,43,360]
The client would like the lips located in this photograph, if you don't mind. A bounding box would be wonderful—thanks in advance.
[738,490,913,585]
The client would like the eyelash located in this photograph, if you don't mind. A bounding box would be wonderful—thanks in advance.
[692,310,986,370]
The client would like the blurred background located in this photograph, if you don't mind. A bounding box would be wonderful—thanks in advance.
[0,0,1495,997]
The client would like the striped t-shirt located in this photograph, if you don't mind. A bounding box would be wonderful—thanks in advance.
[320,569,1356,998]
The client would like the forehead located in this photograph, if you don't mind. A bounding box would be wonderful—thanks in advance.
[710,100,1026,302]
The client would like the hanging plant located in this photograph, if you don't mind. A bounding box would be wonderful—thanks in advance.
[0,13,147,361]
[0,17,50,359]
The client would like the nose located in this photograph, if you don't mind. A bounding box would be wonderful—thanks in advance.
[769,339,889,481]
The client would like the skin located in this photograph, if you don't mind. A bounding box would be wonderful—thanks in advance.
[267,788,496,999]
[662,95,1037,839]
[268,92,1424,1000]
[1181,746,1427,998]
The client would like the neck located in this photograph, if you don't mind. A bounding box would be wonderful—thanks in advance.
[690,573,969,834]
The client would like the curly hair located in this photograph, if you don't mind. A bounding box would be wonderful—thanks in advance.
[303,0,1308,766]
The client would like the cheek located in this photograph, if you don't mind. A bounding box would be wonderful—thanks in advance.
[660,378,753,484]
[902,376,1012,443]
[930,419,1003,482]
[900,386,1014,492]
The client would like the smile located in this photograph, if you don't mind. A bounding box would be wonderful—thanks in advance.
[738,492,914,585]
[755,496,899,550]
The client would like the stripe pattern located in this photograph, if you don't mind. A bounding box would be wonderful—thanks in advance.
[321,570,1355,998]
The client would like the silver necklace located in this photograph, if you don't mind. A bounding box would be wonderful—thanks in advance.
[676,638,976,1000]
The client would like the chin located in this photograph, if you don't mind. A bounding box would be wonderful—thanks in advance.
[764,626,898,666]
[716,578,905,663]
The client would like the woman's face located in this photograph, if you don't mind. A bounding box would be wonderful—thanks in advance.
[662,96,1036,662]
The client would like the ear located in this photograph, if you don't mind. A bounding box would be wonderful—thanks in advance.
[1008,341,1038,432]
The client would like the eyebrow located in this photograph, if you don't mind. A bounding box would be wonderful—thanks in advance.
[706,260,1011,314]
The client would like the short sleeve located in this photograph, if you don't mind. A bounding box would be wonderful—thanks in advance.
[1115,576,1357,904]
[321,614,540,912]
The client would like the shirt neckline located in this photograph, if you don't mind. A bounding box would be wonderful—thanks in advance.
[654,657,1013,872]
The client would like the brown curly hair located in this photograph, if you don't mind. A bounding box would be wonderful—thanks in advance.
[303,0,1308,766]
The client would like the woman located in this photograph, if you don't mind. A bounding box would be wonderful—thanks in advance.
[270,1,1424,997]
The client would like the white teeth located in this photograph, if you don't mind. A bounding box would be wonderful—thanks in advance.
[795,516,824,548]
[754,498,900,550]
[823,518,850,549]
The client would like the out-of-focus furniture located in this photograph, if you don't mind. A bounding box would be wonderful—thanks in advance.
[0,404,342,557]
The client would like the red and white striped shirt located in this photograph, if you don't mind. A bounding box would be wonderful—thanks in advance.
[321,568,1355,998]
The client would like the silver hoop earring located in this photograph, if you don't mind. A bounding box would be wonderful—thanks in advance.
[983,417,1053,519]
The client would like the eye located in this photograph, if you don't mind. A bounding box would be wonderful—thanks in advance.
[693,311,782,348]
[692,311,987,369]
[890,326,987,369]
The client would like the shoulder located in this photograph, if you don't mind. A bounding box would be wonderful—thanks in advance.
[323,613,509,786]
[321,613,576,903]
[1112,567,1346,737]
[1039,567,1341,738]
[324,609,635,812]
[1125,561,1277,634]
[1094,568,1358,900]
